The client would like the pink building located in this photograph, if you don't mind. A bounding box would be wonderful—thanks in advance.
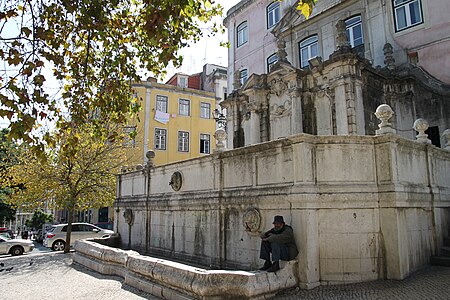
[225,0,450,86]
[224,0,298,90]
[223,0,450,149]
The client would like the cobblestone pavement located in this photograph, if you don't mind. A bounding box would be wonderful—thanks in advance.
[0,253,158,300]
[1,252,449,300]
[276,266,450,300]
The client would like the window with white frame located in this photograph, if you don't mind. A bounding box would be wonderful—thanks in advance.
[200,134,210,154]
[237,21,248,47]
[240,69,248,85]
[200,102,211,119]
[178,131,189,152]
[179,99,190,116]
[299,35,319,69]
[393,0,423,32]
[267,2,280,29]
[178,76,188,88]
[156,95,168,113]
[267,53,278,72]
[345,15,364,48]
[154,128,167,150]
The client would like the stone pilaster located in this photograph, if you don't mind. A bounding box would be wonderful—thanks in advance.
[248,103,261,145]
[289,88,303,135]
[296,210,320,289]
[327,59,365,135]
[380,208,410,280]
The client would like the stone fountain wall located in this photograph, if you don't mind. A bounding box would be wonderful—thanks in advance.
[115,133,450,289]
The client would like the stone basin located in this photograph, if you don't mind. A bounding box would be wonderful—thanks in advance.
[73,239,298,299]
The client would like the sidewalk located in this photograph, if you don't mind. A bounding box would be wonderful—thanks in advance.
[276,265,450,300]
[1,252,449,299]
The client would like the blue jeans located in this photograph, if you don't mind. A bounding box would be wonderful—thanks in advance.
[260,240,289,262]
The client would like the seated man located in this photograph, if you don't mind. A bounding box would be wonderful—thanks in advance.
[259,215,298,272]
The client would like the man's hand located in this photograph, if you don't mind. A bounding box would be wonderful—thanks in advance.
[261,232,272,241]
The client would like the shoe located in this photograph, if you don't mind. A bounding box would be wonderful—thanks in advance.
[259,260,272,271]
[267,261,280,272]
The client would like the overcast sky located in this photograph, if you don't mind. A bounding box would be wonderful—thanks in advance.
[163,0,241,81]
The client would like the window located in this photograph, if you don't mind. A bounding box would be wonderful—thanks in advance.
[79,224,96,232]
[178,131,189,152]
[200,102,211,119]
[237,21,248,47]
[200,134,210,154]
[393,0,423,32]
[240,69,248,85]
[345,15,364,48]
[267,53,278,72]
[154,128,167,150]
[156,95,168,113]
[267,2,280,29]
[178,76,187,88]
[179,99,190,116]
[223,87,227,100]
[299,35,319,69]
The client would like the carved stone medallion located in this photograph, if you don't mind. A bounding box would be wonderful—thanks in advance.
[243,207,261,233]
[169,171,183,191]
[123,209,134,225]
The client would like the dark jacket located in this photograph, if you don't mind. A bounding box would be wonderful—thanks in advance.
[261,225,299,260]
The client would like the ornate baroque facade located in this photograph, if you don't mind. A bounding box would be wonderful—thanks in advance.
[223,0,450,149]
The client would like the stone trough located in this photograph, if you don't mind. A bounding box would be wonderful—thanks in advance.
[73,239,298,299]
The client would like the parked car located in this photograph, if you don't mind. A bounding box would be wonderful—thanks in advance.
[0,227,13,239]
[94,222,113,230]
[43,223,114,251]
[0,235,34,256]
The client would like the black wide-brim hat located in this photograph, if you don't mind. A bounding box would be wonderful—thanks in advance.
[273,215,285,224]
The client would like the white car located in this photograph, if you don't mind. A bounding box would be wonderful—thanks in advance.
[44,223,114,251]
[0,235,34,256]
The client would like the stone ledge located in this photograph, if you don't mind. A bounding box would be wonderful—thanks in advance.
[73,240,298,299]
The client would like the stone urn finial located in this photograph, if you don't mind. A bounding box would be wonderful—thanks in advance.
[383,43,395,70]
[375,104,396,135]
[336,20,350,52]
[442,129,450,150]
[214,128,227,153]
[413,118,431,144]
[146,150,155,167]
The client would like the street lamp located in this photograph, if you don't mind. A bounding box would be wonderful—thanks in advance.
[212,108,227,130]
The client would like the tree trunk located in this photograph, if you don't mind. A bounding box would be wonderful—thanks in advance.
[64,209,74,253]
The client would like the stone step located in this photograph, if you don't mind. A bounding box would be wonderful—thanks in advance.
[430,256,450,267]
[441,246,450,257]
[444,237,450,247]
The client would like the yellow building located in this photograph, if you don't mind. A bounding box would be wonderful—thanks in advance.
[126,78,217,166]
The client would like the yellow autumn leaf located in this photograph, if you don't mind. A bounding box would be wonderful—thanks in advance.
[297,1,313,19]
